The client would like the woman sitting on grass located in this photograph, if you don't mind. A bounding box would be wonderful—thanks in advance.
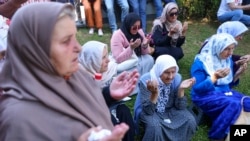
[191,33,250,141]
[78,40,137,141]
[216,21,250,67]
[199,21,250,79]
[134,55,197,141]
[151,2,188,62]
[110,12,154,76]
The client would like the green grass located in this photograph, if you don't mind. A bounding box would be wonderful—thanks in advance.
[77,21,250,141]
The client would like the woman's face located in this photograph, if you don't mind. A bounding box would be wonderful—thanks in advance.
[130,21,141,35]
[160,66,177,84]
[220,44,235,59]
[166,8,178,23]
[50,16,81,77]
[99,47,110,73]
[235,33,244,41]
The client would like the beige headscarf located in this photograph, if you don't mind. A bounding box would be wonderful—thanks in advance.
[152,2,182,41]
[0,2,113,140]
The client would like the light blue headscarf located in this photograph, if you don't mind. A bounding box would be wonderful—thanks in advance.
[217,21,248,37]
[195,33,237,85]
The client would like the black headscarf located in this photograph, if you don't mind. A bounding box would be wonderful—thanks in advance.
[120,13,143,56]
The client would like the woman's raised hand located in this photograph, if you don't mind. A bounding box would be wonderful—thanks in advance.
[179,77,196,89]
[147,79,158,103]
[235,62,248,76]
[181,22,188,36]
[110,70,139,100]
[130,38,141,49]
[214,68,230,79]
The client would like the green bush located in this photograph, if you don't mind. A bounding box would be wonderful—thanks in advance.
[177,0,221,21]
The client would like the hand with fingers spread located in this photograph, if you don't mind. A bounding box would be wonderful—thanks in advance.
[130,38,141,49]
[168,24,181,36]
[178,77,195,97]
[241,55,250,62]
[142,34,151,48]
[146,79,158,103]
[235,62,247,76]
[235,55,250,66]
[179,77,196,89]
[110,70,139,100]
[235,58,248,66]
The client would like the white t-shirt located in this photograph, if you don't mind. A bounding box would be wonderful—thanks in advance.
[217,0,242,16]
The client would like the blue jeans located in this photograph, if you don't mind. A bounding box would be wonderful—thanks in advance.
[128,0,147,33]
[104,0,129,32]
[218,9,250,26]
[153,0,163,18]
[164,0,176,3]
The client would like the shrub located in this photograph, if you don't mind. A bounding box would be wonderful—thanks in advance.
[177,0,220,21]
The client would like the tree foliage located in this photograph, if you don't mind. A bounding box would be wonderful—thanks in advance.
[176,0,221,21]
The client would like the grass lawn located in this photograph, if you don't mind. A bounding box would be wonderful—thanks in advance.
[76,21,250,141]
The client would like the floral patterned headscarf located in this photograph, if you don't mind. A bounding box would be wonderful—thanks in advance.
[195,33,237,85]
[217,21,248,38]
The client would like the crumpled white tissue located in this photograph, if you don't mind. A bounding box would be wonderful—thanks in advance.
[88,129,111,141]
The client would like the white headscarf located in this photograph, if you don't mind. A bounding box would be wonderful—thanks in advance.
[217,21,248,37]
[0,15,8,72]
[195,33,237,85]
[0,15,8,52]
[150,55,179,83]
[78,41,117,87]
[150,55,179,113]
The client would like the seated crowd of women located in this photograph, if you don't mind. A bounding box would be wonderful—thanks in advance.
[0,1,250,141]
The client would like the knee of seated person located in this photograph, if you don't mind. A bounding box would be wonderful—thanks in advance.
[187,116,198,127]
[234,9,244,16]
[226,100,241,109]
[144,122,162,132]
[142,118,162,127]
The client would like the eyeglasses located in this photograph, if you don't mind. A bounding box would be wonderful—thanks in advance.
[169,12,179,17]
[131,25,141,31]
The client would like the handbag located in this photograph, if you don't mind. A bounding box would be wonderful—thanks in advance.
[110,50,138,73]
[225,96,250,141]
